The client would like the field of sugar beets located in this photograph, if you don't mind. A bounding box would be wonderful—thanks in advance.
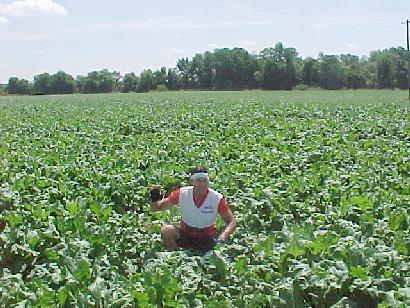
[0,90,409,307]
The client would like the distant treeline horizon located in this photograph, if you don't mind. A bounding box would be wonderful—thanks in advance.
[3,42,409,95]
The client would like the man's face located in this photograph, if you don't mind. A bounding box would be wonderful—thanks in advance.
[191,177,209,190]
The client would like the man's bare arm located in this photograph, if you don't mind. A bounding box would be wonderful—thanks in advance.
[150,198,174,212]
[218,209,237,242]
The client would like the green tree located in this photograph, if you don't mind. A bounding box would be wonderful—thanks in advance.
[261,58,284,90]
[50,71,76,94]
[390,47,409,89]
[301,57,320,87]
[376,53,395,89]
[81,71,99,93]
[112,71,122,92]
[33,73,52,95]
[212,48,257,90]
[0,84,6,94]
[201,51,215,89]
[340,54,367,89]
[283,46,299,89]
[176,57,191,89]
[7,77,31,94]
[6,77,19,94]
[98,69,116,93]
[154,67,167,88]
[190,53,204,89]
[259,43,298,89]
[75,76,86,93]
[75,70,116,93]
[166,68,181,91]
[122,72,139,92]
[319,53,343,89]
[137,69,155,92]
[252,70,263,88]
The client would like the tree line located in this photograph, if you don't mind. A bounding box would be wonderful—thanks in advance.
[4,43,409,95]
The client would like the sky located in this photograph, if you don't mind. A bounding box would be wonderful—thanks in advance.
[0,0,409,83]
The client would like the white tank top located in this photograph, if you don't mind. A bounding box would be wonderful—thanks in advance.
[179,186,222,228]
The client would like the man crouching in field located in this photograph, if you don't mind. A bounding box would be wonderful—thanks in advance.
[150,166,236,254]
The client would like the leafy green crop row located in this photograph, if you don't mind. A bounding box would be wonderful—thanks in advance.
[0,90,409,307]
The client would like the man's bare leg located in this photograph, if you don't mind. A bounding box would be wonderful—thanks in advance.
[160,224,180,250]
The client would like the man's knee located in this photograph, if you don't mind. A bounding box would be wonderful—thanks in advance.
[161,224,178,239]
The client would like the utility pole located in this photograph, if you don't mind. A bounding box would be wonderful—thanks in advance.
[403,19,410,100]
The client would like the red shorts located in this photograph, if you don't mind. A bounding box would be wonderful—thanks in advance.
[175,223,216,253]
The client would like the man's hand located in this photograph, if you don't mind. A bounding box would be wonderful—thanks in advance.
[149,185,174,212]
[217,209,236,242]
[149,185,161,202]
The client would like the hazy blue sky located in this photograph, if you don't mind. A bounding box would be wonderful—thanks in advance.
[0,0,409,83]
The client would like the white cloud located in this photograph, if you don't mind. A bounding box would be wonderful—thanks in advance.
[65,18,285,35]
[165,47,184,53]
[0,32,50,42]
[172,33,181,38]
[347,43,356,48]
[0,0,67,17]
[312,23,326,30]
[208,43,218,48]
[237,40,257,46]
[32,49,47,54]
[0,16,10,24]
